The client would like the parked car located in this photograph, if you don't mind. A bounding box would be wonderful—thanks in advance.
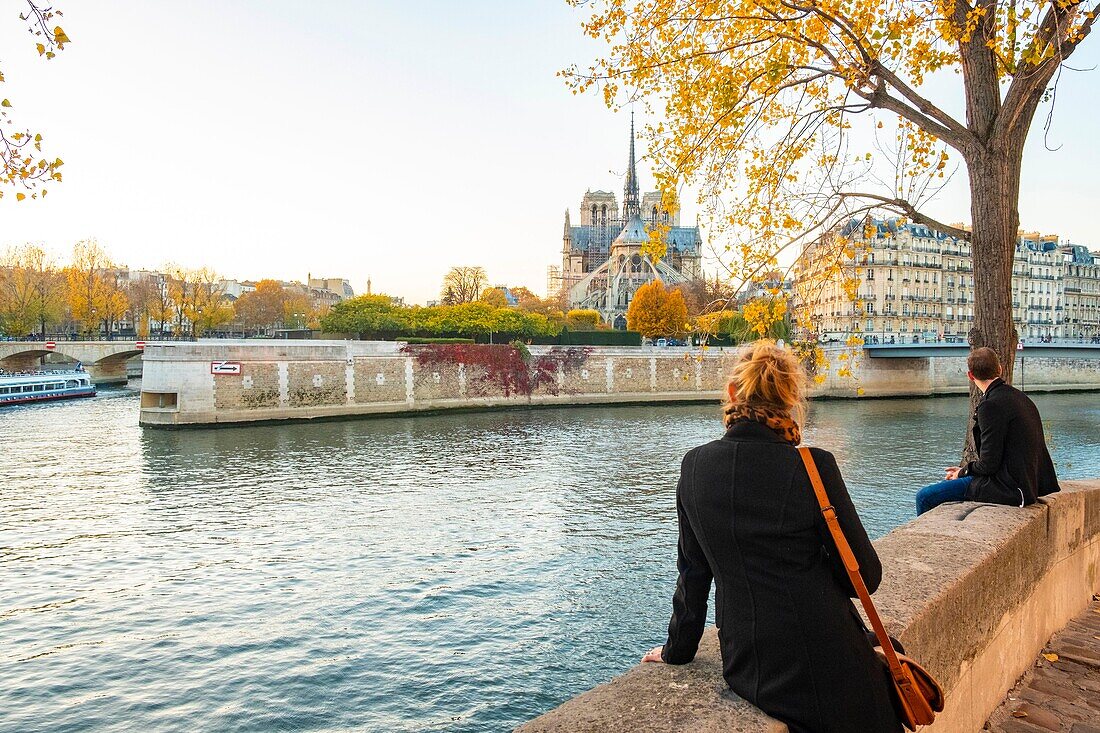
[656,338,668,348]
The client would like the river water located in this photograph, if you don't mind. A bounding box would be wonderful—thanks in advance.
[1,385,1098,733]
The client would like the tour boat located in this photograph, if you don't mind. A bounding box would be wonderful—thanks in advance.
[0,370,96,406]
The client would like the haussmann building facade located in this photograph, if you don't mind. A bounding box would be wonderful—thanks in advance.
[793,217,1100,344]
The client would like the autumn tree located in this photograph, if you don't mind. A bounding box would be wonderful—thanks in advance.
[567,0,1097,383]
[508,286,539,307]
[321,294,409,338]
[627,280,689,338]
[164,265,196,336]
[418,302,560,341]
[514,287,567,322]
[696,309,752,342]
[166,265,231,337]
[126,276,164,339]
[1,3,69,201]
[681,274,739,320]
[281,287,315,330]
[565,309,602,330]
[100,269,129,338]
[234,279,288,334]
[0,244,65,336]
[441,266,487,304]
[191,268,233,336]
[66,239,128,338]
[399,303,562,341]
[479,287,510,308]
[147,276,174,337]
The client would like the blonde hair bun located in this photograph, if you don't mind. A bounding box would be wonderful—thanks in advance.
[726,339,807,422]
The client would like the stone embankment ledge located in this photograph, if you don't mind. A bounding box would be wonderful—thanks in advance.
[813,344,1100,398]
[516,479,1100,733]
[138,340,1100,427]
[138,341,733,428]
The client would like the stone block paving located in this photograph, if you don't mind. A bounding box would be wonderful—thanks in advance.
[985,595,1100,733]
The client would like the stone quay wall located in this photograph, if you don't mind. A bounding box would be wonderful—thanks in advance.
[137,341,738,428]
[138,341,1100,427]
[815,345,1100,398]
[517,478,1100,733]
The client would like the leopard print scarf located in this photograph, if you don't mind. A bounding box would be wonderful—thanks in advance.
[724,403,802,446]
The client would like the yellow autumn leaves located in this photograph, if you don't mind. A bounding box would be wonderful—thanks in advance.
[36,26,69,59]
[2,5,71,202]
[626,280,689,339]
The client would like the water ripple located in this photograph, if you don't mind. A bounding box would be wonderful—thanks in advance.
[0,386,1097,732]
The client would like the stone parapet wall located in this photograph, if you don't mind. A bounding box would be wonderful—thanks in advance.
[138,341,739,428]
[139,341,1100,427]
[815,346,1100,397]
[516,479,1100,733]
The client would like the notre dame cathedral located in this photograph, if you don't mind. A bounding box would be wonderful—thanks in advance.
[548,117,703,328]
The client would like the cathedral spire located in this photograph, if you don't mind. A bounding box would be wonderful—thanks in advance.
[623,111,640,219]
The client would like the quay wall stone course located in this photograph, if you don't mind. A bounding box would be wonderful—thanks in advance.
[352,357,407,404]
[412,361,463,401]
[611,357,652,393]
[138,340,1100,427]
[516,479,1100,733]
[214,362,280,410]
[815,347,1100,397]
[287,362,346,408]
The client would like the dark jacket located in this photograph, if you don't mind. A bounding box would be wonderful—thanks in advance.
[662,420,901,733]
[959,378,1060,506]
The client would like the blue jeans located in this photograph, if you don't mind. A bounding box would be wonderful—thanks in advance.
[915,476,973,515]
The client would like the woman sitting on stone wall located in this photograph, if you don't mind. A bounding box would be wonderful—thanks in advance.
[642,340,902,733]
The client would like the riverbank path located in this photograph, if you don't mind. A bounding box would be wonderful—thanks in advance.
[985,595,1100,732]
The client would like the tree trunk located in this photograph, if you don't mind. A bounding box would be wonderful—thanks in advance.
[961,143,1024,459]
[968,151,1021,373]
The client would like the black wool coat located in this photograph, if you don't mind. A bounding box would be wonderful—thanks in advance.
[661,420,902,733]
[959,378,1060,506]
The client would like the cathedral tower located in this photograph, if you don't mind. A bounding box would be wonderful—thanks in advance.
[622,112,640,220]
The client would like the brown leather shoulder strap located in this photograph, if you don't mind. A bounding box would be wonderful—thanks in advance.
[797,447,909,683]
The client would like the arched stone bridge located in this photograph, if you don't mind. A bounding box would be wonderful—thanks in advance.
[0,341,147,384]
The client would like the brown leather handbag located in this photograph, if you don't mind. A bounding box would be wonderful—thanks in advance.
[798,447,945,731]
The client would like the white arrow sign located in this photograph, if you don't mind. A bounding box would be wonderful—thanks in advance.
[210,361,242,375]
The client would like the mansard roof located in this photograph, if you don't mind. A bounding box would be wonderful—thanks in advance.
[839,217,955,240]
[568,222,701,255]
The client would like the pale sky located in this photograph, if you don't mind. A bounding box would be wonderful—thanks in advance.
[2,1,1099,304]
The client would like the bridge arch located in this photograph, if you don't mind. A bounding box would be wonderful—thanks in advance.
[95,349,145,366]
[0,347,84,370]
[0,341,147,383]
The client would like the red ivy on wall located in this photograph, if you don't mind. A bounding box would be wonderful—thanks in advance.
[402,344,591,397]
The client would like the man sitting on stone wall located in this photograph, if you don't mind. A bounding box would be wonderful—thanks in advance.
[915,347,1060,515]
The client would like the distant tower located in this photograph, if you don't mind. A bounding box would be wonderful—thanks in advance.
[562,208,572,253]
[367,276,372,295]
[622,111,640,219]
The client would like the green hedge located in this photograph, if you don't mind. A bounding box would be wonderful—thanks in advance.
[560,329,642,346]
[401,337,476,344]
[473,333,560,345]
